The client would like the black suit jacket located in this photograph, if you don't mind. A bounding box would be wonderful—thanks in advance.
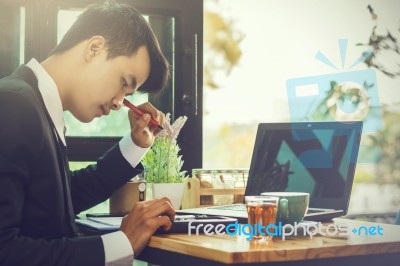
[0,65,142,265]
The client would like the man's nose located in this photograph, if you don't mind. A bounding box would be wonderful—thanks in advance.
[112,89,126,110]
[112,98,123,110]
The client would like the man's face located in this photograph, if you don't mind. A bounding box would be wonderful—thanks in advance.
[70,45,150,122]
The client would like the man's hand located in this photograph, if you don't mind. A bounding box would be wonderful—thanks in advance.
[120,198,175,257]
[127,102,164,148]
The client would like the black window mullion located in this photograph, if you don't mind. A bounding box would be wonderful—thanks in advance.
[24,0,40,62]
[38,1,58,62]
[176,0,203,173]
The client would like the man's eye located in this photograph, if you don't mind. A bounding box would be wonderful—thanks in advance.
[122,79,128,87]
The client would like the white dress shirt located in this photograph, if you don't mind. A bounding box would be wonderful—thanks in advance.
[26,58,149,265]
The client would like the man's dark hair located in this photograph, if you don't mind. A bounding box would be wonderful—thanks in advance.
[50,1,169,94]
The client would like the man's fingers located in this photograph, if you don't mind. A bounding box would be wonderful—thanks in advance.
[156,215,173,231]
[127,109,140,120]
[128,102,161,127]
[131,198,175,221]
[130,110,158,136]
[137,102,159,121]
[136,113,152,128]
[142,197,176,222]
[120,198,176,258]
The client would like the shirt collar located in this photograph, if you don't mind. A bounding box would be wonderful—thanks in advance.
[26,58,66,146]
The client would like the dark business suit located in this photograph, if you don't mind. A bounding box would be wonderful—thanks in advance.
[0,65,142,265]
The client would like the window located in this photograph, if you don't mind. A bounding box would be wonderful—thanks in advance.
[0,1,25,78]
[202,0,400,216]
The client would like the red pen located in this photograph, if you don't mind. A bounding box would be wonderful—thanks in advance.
[122,98,163,130]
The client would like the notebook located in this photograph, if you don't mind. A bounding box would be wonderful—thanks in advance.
[75,214,238,234]
[178,121,363,222]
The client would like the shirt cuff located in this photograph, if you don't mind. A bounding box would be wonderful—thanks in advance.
[101,231,134,265]
[119,134,150,168]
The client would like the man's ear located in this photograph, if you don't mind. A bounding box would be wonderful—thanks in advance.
[85,36,106,62]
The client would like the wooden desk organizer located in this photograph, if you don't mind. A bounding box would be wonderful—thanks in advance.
[181,177,245,209]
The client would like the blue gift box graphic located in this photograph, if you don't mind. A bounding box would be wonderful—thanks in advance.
[286,40,383,163]
[286,69,382,134]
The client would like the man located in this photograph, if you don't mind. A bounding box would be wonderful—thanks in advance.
[0,1,175,265]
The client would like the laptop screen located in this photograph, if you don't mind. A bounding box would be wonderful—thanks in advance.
[245,121,363,211]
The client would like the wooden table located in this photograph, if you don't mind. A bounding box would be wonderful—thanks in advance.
[137,218,400,266]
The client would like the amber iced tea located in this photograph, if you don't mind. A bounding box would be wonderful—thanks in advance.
[245,196,279,239]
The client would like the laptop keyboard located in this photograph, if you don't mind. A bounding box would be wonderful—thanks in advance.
[307,209,322,214]
[210,204,246,211]
[209,205,324,214]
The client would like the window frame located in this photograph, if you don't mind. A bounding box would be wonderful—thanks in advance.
[11,0,204,172]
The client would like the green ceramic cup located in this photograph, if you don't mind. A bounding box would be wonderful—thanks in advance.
[260,192,310,225]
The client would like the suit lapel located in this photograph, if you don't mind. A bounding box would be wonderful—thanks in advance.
[52,127,78,236]
[12,65,78,236]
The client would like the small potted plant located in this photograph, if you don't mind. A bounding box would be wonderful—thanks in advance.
[142,113,188,209]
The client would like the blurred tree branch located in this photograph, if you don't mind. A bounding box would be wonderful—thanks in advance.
[357,5,400,78]
[204,6,244,89]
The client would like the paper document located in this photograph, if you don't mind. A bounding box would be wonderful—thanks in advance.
[75,217,122,232]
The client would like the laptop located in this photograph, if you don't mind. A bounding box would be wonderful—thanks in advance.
[178,121,363,222]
